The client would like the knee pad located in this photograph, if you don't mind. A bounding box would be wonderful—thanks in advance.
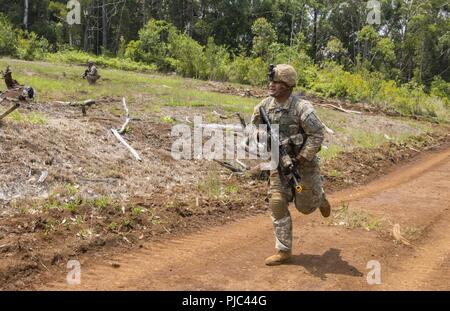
[294,189,321,215]
[269,192,289,220]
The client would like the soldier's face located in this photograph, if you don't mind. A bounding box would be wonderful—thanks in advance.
[269,81,290,98]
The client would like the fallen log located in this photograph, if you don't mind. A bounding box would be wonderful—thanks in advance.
[111,129,143,161]
[213,160,243,173]
[118,97,130,135]
[318,103,362,115]
[111,97,142,162]
[392,224,412,246]
[56,99,97,116]
[0,102,20,120]
[212,110,228,119]
[234,112,247,129]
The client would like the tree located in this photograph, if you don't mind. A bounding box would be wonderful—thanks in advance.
[251,17,277,60]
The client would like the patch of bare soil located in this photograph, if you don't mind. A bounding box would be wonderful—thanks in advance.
[39,146,450,290]
[0,96,448,290]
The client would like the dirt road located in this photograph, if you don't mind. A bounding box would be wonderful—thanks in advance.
[41,147,450,290]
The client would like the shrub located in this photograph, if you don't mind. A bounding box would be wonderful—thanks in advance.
[168,32,207,79]
[16,31,50,61]
[431,76,450,106]
[134,19,177,71]
[44,50,156,72]
[0,14,17,55]
[204,37,230,81]
[246,57,268,86]
[228,55,252,84]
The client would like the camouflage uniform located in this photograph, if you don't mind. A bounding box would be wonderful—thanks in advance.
[84,62,101,85]
[251,87,327,252]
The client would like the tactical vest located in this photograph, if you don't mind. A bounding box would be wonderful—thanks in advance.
[262,96,306,157]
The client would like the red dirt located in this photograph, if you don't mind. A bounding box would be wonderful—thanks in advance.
[36,146,450,290]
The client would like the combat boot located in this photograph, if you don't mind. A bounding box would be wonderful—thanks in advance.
[319,193,331,218]
[265,250,292,266]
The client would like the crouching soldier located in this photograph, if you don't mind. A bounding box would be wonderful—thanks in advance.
[82,61,101,85]
[250,64,331,266]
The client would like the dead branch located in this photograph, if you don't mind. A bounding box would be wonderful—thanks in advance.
[318,103,362,115]
[235,112,247,129]
[0,102,20,120]
[212,110,228,119]
[56,99,97,116]
[111,97,142,162]
[118,97,130,135]
[322,123,335,134]
[392,224,412,246]
[213,160,243,173]
[111,129,142,161]
[407,146,420,152]
[198,123,244,132]
[236,159,249,170]
[37,171,48,183]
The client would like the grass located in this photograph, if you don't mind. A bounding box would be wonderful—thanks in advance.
[403,225,425,241]
[197,172,222,197]
[7,111,47,125]
[1,57,445,163]
[94,196,110,209]
[65,183,80,196]
[160,115,176,124]
[328,203,383,231]
[348,129,386,149]
[0,58,258,114]
[327,169,343,177]
[320,144,343,160]
[225,184,239,195]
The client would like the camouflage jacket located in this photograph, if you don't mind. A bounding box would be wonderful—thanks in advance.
[88,66,98,76]
[250,94,325,162]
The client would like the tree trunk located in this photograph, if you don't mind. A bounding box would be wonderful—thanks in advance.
[312,8,318,62]
[143,0,147,27]
[84,7,90,51]
[23,0,29,30]
[102,0,107,53]
[69,26,73,46]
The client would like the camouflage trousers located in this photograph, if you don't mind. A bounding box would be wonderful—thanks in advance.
[268,156,325,251]
[86,74,101,85]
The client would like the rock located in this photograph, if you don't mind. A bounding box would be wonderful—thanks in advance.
[111,261,120,268]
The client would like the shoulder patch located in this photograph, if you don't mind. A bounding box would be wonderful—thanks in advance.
[303,112,324,133]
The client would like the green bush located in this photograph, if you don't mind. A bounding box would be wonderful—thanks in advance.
[204,37,230,81]
[228,55,252,84]
[305,61,449,122]
[45,50,156,72]
[16,31,50,61]
[310,62,349,98]
[246,57,268,86]
[131,19,177,71]
[167,32,207,79]
[0,14,17,55]
[431,76,450,106]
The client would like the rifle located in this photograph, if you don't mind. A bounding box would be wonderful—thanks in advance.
[259,106,303,193]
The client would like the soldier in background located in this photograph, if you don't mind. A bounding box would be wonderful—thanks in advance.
[82,61,101,85]
[250,64,331,266]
